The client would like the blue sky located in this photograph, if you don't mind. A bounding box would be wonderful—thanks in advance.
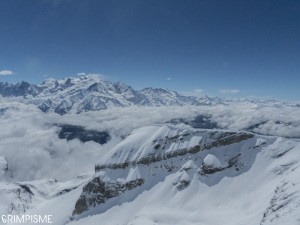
[0,0,300,100]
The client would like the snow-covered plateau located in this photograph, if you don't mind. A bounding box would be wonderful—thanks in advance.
[0,76,300,225]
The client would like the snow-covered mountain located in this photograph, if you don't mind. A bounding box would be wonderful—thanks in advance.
[1,124,299,225]
[0,75,221,114]
[1,78,300,225]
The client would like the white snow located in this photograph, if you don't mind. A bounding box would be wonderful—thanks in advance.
[0,123,299,225]
[180,160,197,171]
[0,156,7,176]
[125,167,141,182]
[0,93,300,224]
[203,154,222,168]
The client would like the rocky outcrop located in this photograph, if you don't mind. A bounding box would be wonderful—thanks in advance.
[203,132,254,150]
[96,131,254,171]
[0,184,34,214]
[72,177,144,216]
[260,181,300,225]
[74,126,259,218]
[198,153,243,175]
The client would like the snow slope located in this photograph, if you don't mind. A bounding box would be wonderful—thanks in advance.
[0,85,300,225]
[7,124,298,225]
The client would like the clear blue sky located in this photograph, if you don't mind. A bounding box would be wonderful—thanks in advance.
[0,0,299,100]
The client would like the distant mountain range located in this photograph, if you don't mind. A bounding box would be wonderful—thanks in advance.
[1,75,299,114]
[0,75,223,114]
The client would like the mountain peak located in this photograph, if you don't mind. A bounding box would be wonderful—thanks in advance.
[0,76,221,114]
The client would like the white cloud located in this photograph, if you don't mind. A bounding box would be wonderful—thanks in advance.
[167,77,172,81]
[219,89,240,94]
[194,89,204,93]
[180,89,205,97]
[77,72,106,79]
[1,97,300,182]
[0,70,14,76]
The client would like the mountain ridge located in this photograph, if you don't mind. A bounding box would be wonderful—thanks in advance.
[0,75,222,114]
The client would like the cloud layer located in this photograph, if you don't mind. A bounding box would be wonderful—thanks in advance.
[0,70,14,76]
[220,89,240,94]
[0,98,299,182]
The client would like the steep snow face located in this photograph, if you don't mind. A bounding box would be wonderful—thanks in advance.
[0,173,92,219]
[73,125,259,218]
[140,88,183,106]
[1,125,300,225]
[96,125,254,169]
[15,124,294,225]
[69,130,300,225]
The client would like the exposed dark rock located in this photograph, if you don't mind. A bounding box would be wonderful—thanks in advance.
[260,181,297,224]
[55,186,78,196]
[7,185,34,213]
[199,153,243,176]
[18,184,34,196]
[176,180,190,190]
[227,153,241,168]
[57,124,110,145]
[39,99,52,112]
[54,101,72,115]
[271,148,293,159]
[154,144,161,149]
[199,164,223,175]
[272,161,298,175]
[187,145,201,154]
[203,133,254,150]
[95,132,253,171]
[95,145,201,171]
[72,177,144,216]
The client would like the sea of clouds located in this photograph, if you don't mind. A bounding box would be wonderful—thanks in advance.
[0,98,299,182]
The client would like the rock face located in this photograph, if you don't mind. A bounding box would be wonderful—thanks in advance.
[198,154,223,175]
[0,81,40,97]
[260,181,300,225]
[198,152,244,176]
[0,183,34,214]
[72,125,258,218]
[73,177,144,216]
[95,127,254,171]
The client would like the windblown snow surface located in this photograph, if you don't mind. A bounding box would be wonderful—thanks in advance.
[0,97,300,225]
